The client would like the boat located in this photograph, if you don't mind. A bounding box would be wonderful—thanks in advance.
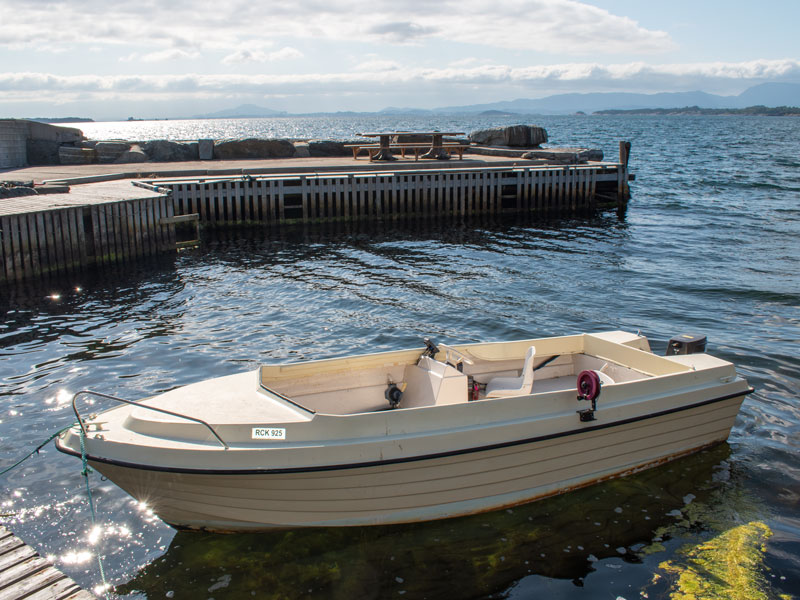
[55,331,752,532]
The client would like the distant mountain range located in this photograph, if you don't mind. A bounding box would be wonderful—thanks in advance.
[189,83,800,119]
[194,104,288,118]
[381,83,800,115]
[595,105,800,116]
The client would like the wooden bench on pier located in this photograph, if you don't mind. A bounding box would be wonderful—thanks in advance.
[344,143,469,161]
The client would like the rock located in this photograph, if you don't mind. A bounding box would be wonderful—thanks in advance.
[95,140,130,163]
[308,140,350,157]
[469,125,548,147]
[468,127,504,146]
[115,144,148,163]
[0,182,37,198]
[59,146,96,164]
[198,138,214,160]
[520,148,603,163]
[213,138,295,159]
[293,142,311,158]
[141,140,198,162]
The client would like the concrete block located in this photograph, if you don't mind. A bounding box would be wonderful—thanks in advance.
[198,139,213,160]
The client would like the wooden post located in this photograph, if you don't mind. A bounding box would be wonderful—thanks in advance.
[618,140,631,204]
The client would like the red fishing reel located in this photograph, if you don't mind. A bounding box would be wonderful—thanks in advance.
[576,370,602,421]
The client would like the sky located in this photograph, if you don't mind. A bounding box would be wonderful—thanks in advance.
[0,0,798,119]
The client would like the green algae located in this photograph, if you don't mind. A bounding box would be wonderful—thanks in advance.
[653,521,790,600]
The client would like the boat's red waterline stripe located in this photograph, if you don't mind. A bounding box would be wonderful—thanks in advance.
[56,387,754,475]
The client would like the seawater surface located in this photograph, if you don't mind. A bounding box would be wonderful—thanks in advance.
[1,115,798,599]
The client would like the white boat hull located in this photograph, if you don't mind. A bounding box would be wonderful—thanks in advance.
[81,393,744,531]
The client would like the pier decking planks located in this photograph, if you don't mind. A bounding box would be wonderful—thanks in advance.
[0,526,94,600]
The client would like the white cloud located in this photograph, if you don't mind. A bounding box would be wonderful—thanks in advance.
[353,59,402,72]
[221,46,303,64]
[0,0,672,55]
[2,59,797,104]
[121,49,200,63]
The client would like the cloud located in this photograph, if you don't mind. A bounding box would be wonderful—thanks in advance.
[353,59,403,72]
[2,59,797,104]
[221,47,303,64]
[121,49,200,63]
[0,0,672,55]
[365,22,438,43]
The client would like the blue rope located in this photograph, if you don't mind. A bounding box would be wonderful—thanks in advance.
[78,426,111,599]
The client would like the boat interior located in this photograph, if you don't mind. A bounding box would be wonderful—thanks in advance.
[260,334,663,416]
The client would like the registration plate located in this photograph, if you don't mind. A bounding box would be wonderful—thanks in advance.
[251,427,286,440]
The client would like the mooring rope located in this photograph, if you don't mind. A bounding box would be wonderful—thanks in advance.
[0,425,71,477]
[78,426,111,599]
[1,424,111,599]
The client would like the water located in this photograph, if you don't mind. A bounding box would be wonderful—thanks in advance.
[1,115,799,599]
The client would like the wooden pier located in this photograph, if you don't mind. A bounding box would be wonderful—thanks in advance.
[0,181,175,284]
[161,163,623,226]
[0,526,93,600]
[1,149,632,283]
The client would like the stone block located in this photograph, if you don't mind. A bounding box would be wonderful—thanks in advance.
[293,142,310,158]
[142,140,198,162]
[213,138,295,159]
[59,146,96,164]
[198,138,213,160]
[95,140,131,163]
[469,125,548,147]
[115,144,148,163]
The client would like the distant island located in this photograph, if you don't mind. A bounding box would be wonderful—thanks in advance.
[594,105,800,116]
[30,117,94,123]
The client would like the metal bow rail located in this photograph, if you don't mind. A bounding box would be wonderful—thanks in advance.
[71,389,229,449]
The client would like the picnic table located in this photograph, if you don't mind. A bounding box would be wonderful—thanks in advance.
[354,131,466,161]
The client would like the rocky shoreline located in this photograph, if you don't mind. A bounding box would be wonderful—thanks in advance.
[2,121,604,170]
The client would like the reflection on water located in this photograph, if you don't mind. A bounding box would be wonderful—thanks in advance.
[115,446,758,600]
